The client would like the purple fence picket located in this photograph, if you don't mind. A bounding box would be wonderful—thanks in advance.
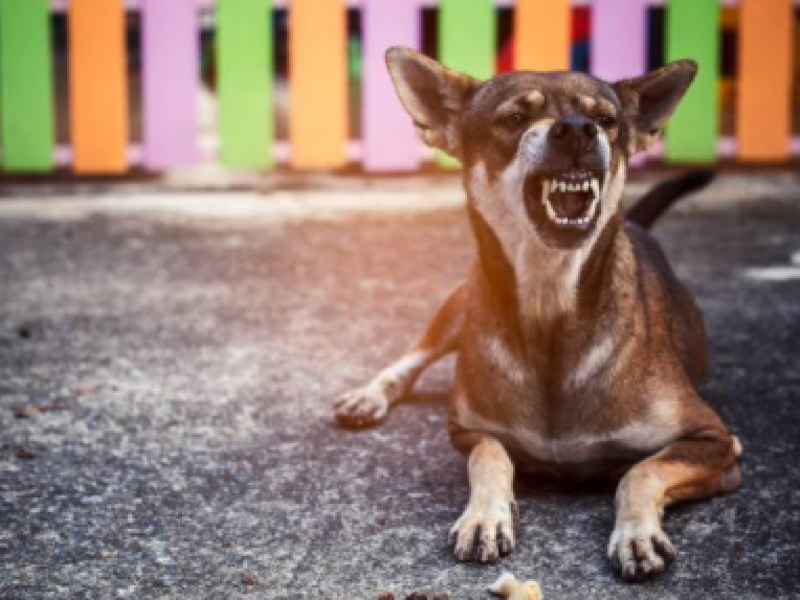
[591,0,648,82]
[362,0,421,172]
[141,0,200,170]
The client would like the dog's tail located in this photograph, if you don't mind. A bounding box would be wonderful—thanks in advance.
[626,170,715,230]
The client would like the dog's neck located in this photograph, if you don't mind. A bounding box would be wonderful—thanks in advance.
[469,204,622,327]
[466,161,627,333]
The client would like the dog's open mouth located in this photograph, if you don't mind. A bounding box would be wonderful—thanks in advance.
[524,168,603,230]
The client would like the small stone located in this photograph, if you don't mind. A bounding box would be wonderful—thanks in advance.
[81,495,104,505]
[13,399,70,419]
[221,540,232,549]
[16,323,35,340]
[377,594,395,600]
[15,447,36,460]
[13,406,40,419]
[41,399,71,412]
[241,572,258,586]
[73,383,99,395]
[116,585,136,597]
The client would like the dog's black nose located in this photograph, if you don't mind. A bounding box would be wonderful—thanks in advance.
[548,117,598,156]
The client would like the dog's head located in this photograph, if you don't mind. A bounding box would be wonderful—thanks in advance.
[386,47,696,251]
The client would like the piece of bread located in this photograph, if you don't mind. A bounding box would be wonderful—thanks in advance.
[488,572,543,600]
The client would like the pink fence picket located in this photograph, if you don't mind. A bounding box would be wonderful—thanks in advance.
[141,0,200,169]
[591,0,648,81]
[362,0,421,172]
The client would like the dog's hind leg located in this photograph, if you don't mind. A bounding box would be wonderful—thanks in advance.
[334,283,466,428]
[608,423,742,582]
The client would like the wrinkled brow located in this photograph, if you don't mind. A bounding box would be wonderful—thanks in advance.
[495,90,546,116]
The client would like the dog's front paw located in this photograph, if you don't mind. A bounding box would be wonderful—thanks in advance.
[333,387,389,429]
[449,498,517,564]
[608,518,676,582]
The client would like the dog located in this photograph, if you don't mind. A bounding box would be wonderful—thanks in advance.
[334,47,742,582]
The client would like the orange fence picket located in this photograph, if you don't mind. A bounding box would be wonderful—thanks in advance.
[68,0,129,173]
[289,0,349,169]
[737,0,793,160]
[515,0,571,71]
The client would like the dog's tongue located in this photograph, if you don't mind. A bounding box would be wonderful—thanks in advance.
[554,192,588,218]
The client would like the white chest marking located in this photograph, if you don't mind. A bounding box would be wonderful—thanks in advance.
[456,399,680,465]
[479,334,527,385]
[569,333,617,390]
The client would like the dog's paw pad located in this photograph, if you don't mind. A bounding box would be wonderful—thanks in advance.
[333,387,389,429]
[450,499,516,564]
[608,519,675,582]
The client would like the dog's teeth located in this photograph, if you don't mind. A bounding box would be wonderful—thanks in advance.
[590,178,600,198]
[586,194,601,221]
[541,182,560,223]
[583,181,590,191]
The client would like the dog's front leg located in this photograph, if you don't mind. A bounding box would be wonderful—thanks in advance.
[609,428,742,582]
[450,435,517,563]
[334,283,465,428]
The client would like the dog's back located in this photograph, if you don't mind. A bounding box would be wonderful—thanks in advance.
[625,170,715,383]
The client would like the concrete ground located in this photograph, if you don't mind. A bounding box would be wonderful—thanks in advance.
[0,175,798,599]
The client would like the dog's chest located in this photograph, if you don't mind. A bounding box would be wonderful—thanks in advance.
[454,391,674,475]
[454,328,676,474]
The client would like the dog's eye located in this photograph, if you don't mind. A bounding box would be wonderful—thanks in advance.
[498,112,526,130]
[598,115,617,129]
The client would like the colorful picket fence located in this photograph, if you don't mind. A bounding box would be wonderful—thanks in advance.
[0,0,796,174]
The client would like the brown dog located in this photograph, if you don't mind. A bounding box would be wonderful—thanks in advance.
[334,47,742,582]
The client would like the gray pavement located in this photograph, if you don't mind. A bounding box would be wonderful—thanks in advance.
[0,177,798,599]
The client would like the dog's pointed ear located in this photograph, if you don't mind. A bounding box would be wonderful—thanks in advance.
[614,60,697,154]
[385,46,479,159]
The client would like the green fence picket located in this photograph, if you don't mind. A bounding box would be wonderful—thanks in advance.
[0,0,55,172]
[437,0,496,168]
[665,0,719,162]
[217,0,273,168]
